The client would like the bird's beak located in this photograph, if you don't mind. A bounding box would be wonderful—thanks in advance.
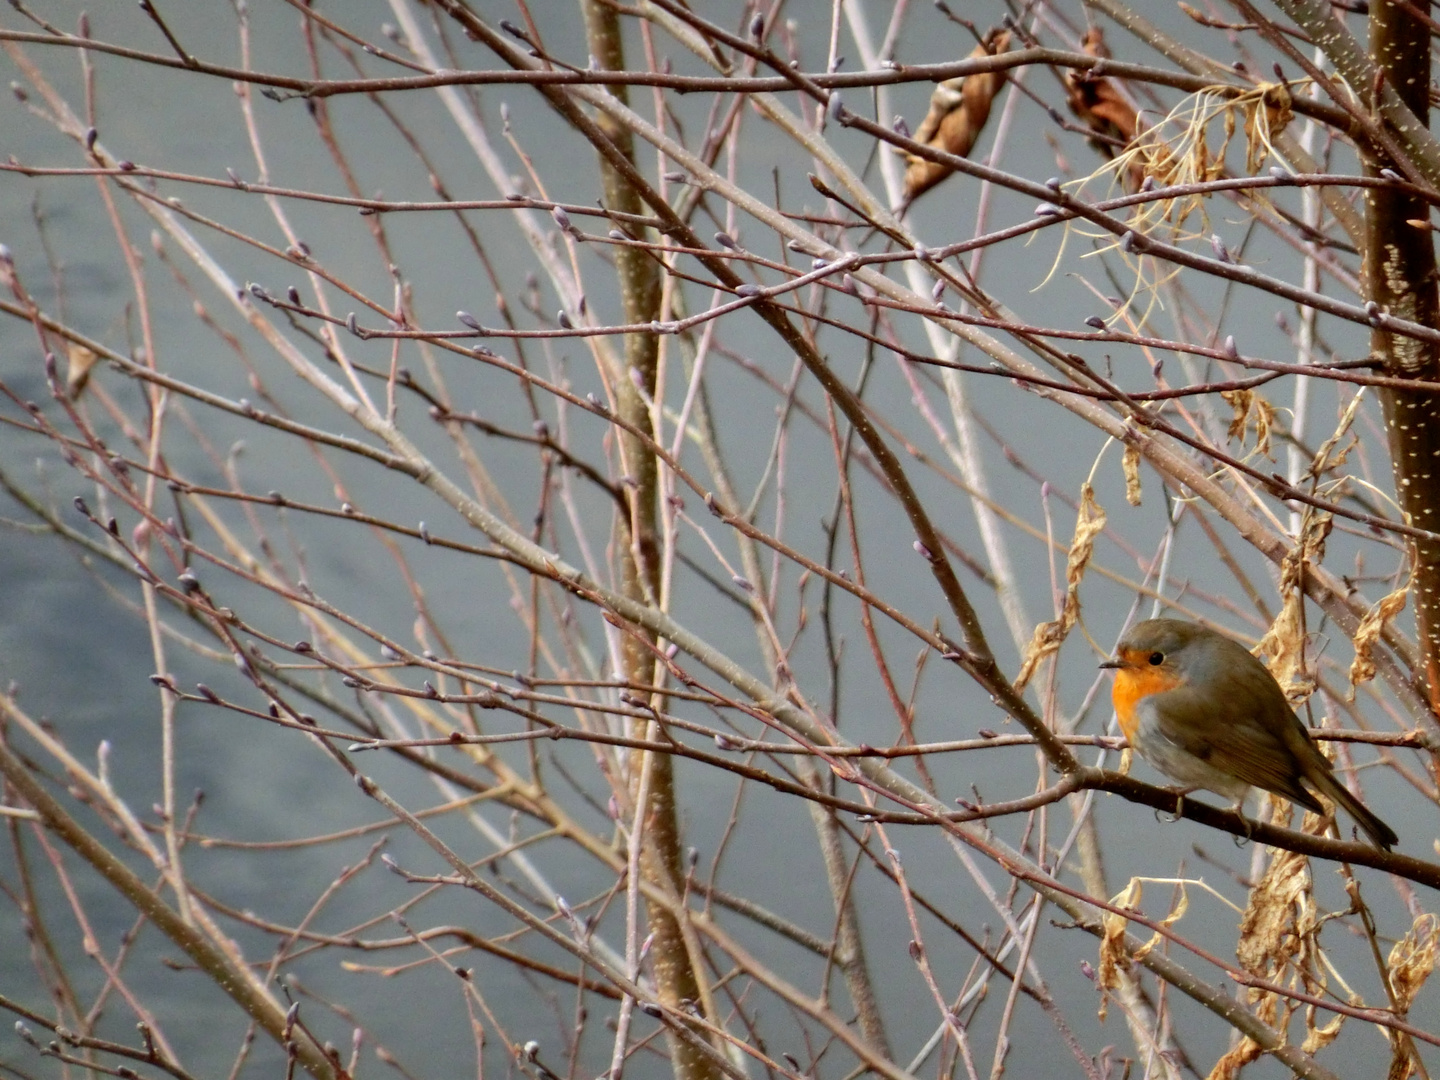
[1098,658,1123,670]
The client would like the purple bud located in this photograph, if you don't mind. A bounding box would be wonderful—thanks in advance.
[456,311,483,331]
[551,206,572,231]
[913,539,933,561]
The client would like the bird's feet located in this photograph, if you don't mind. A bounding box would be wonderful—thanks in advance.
[1154,785,1199,824]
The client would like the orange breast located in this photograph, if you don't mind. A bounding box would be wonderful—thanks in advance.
[1111,665,1186,741]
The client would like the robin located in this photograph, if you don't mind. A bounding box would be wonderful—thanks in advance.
[1100,618,1398,850]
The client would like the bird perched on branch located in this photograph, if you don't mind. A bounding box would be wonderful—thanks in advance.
[1101,618,1397,849]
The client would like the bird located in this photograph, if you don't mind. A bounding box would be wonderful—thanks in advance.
[1099,618,1398,849]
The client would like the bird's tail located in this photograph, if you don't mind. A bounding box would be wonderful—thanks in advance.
[1313,774,1398,850]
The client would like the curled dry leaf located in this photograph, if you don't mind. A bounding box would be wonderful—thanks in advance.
[1220,387,1277,459]
[1122,443,1142,506]
[1256,509,1330,702]
[1348,580,1409,696]
[1096,877,1187,1023]
[1242,81,1293,175]
[1257,586,1312,703]
[1299,1007,1344,1055]
[1208,1036,1265,1080]
[903,30,1011,200]
[66,342,100,399]
[1307,390,1364,479]
[1013,482,1105,691]
[1380,914,1440,1078]
[1388,913,1440,1013]
[1065,28,1143,189]
[1096,875,1139,1022]
[1238,847,1322,1054]
[1236,845,1311,976]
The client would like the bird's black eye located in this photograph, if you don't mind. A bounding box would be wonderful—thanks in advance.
[1148,651,1165,666]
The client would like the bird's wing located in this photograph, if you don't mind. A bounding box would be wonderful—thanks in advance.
[1149,679,1322,812]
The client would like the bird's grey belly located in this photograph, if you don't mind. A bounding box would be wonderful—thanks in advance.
[1132,699,1251,803]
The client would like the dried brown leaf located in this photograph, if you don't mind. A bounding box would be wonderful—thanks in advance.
[1065,28,1142,189]
[1256,588,1312,702]
[1237,846,1310,975]
[1388,913,1440,1013]
[1220,387,1277,458]
[1122,443,1142,506]
[1243,82,1293,174]
[1348,580,1409,696]
[66,342,99,399]
[1386,1047,1418,1080]
[1207,1037,1264,1080]
[1300,1006,1344,1054]
[1309,391,1364,480]
[1256,510,1329,701]
[1014,482,1105,690]
[904,30,1011,199]
[1097,877,1142,1021]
